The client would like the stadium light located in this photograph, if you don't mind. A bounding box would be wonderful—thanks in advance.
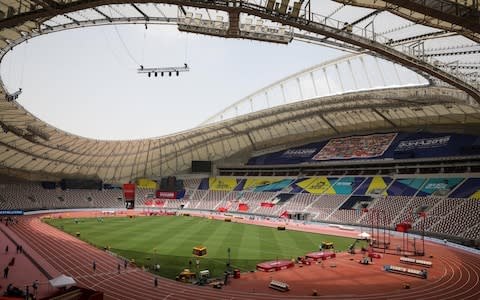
[6,88,22,102]
[138,64,189,78]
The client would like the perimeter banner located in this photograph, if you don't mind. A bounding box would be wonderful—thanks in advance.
[155,191,177,199]
[0,210,24,215]
[209,177,238,191]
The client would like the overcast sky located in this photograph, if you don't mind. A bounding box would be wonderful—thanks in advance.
[1,25,344,140]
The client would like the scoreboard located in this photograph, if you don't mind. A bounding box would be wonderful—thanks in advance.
[159,176,184,192]
[123,183,136,209]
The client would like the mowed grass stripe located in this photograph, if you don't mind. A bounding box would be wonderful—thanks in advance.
[44,216,357,279]
[209,221,244,259]
[167,218,223,256]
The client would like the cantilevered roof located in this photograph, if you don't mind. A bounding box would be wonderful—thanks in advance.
[1,85,479,182]
[0,0,478,181]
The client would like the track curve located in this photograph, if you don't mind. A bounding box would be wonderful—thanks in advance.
[7,214,480,300]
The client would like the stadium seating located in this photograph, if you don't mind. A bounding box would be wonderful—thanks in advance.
[1,173,480,242]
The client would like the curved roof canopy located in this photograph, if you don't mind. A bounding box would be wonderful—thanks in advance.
[0,0,478,181]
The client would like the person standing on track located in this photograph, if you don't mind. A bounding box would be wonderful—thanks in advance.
[117,263,121,274]
[92,260,96,272]
[3,266,9,278]
[32,279,39,298]
[124,259,128,270]
[154,277,158,287]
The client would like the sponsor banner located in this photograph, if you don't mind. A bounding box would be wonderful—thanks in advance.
[155,191,177,199]
[247,141,327,165]
[387,178,427,196]
[312,133,397,161]
[281,148,318,158]
[241,178,292,192]
[243,178,277,191]
[136,179,157,189]
[332,177,365,195]
[144,193,155,199]
[261,202,275,208]
[0,210,24,215]
[297,177,337,194]
[253,179,293,192]
[366,176,389,196]
[209,177,238,191]
[471,190,480,200]
[248,132,480,166]
[417,178,463,196]
[354,177,392,196]
[395,136,451,151]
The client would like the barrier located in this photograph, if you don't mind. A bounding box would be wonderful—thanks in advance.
[384,265,427,279]
[277,226,286,230]
[400,257,433,267]
[269,280,289,292]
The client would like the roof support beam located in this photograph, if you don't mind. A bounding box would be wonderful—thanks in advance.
[320,115,340,134]
[63,14,80,26]
[0,0,477,102]
[130,4,149,21]
[246,132,256,150]
[93,7,112,22]
[332,0,480,42]
[372,108,398,128]
[29,0,58,10]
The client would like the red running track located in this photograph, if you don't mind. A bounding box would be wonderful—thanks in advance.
[6,214,480,300]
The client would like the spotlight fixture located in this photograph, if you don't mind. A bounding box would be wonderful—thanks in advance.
[6,88,22,102]
[137,64,190,78]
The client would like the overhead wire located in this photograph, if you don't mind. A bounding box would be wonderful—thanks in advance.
[109,6,141,67]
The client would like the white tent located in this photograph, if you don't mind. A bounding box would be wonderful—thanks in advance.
[358,232,371,239]
[49,275,76,288]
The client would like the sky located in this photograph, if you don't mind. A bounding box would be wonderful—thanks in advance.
[0,24,345,140]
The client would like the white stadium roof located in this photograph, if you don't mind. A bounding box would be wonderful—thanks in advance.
[0,0,478,181]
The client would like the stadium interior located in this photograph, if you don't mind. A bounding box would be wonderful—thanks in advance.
[0,0,479,299]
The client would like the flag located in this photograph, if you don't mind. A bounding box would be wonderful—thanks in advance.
[279,211,289,218]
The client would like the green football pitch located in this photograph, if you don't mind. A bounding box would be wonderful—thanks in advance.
[44,216,359,279]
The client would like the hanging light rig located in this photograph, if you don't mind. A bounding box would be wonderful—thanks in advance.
[138,64,190,77]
